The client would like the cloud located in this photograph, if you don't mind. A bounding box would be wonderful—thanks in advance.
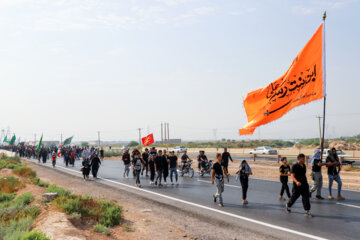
[106,47,126,56]
[293,0,356,15]
[180,7,214,18]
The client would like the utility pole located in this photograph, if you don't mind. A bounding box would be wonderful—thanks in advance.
[167,122,170,144]
[161,123,163,144]
[137,128,142,146]
[317,116,322,146]
[34,134,37,145]
[213,129,217,141]
[97,131,101,148]
[61,133,63,145]
[164,123,167,144]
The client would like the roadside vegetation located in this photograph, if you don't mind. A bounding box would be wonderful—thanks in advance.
[0,155,123,238]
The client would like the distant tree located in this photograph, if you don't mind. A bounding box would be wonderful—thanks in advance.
[127,141,139,147]
[221,138,226,142]
[81,142,89,147]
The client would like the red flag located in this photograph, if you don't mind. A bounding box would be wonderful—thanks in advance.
[142,134,154,146]
[57,152,61,157]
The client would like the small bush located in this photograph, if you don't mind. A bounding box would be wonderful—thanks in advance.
[0,192,15,202]
[93,223,110,236]
[0,217,34,240]
[13,167,36,178]
[99,201,122,227]
[32,178,49,188]
[343,165,358,171]
[20,230,50,240]
[0,176,23,193]
[124,225,135,232]
[46,185,70,197]
[71,212,81,220]
[13,193,35,207]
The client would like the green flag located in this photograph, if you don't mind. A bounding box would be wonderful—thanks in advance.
[3,136,7,143]
[37,134,43,152]
[9,135,16,145]
[63,136,73,146]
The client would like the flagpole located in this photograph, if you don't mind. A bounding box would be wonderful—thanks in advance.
[320,11,327,161]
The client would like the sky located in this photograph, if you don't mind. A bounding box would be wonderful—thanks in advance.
[0,0,359,142]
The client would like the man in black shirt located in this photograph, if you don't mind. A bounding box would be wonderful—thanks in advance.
[141,148,149,177]
[168,151,178,185]
[181,151,191,171]
[212,153,229,207]
[286,154,311,217]
[197,151,208,171]
[279,157,291,200]
[221,148,233,173]
[154,150,165,186]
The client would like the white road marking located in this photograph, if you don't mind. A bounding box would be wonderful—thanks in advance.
[24,158,327,240]
[336,202,360,209]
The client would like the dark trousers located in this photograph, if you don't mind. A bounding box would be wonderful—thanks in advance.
[280,178,291,198]
[240,176,248,200]
[141,163,148,175]
[150,168,155,181]
[92,166,99,178]
[163,168,168,182]
[65,158,69,167]
[42,156,47,163]
[287,183,310,211]
[222,161,229,173]
[135,170,141,184]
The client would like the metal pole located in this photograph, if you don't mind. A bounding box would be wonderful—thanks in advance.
[161,123,163,144]
[164,123,167,144]
[97,131,100,148]
[317,116,322,146]
[34,134,36,144]
[320,11,327,161]
[61,133,63,145]
[138,128,142,146]
[167,123,170,144]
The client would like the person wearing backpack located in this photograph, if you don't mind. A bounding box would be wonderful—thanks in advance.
[51,151,57,168]
[134,152,144,187]
[235,160,253,205]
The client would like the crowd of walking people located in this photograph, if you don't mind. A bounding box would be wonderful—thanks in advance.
[1,144,346,217]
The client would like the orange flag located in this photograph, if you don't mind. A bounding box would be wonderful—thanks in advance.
[240,24,324,135]
[142,133,154,146]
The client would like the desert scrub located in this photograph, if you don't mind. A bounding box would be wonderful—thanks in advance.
[18,230,50,240]
[0,156,24,170]
[93,223,111,236]
[0,192,16,202]
[13,166,37,178]
[46,184,70,197]
[0,217,34,240]
[0,176,23,193]
[343,165,358,171]
[32,178,49,188]
[124,225,135,232]
[104,151,122,157]
[54,195,122,227]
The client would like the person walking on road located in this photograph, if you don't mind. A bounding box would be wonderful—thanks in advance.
[91,153,101,179]
[99,148,104,161]
[81,158,91,181]
[310,149,325,200]
[134,152,144,187]
[149,152,156,184]
[163,150,169,185]
[212,153,229,207]
[168,151,178,185]
[141,148,149,177]
[51,151,57,168]
[155,150,165,186]
[221,148,233,173]
[326,148,345,200]
[279,157,291,201]
[286,154,312,217]
[235,160,252,204]
[122,150,131,178]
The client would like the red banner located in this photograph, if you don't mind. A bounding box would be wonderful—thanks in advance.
[142,133,154,146]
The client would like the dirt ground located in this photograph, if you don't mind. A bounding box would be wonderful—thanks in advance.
[25,161,272,240]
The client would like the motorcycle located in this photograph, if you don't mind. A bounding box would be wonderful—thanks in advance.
[199,160,213,177]
[180,160,194,178]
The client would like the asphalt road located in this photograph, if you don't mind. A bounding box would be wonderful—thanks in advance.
[25,157,360,240]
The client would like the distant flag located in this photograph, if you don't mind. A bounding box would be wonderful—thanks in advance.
[142,133,154,146]
[3,136,8,143]
[240,24,324,135]
[57,152,61,158]
[9,135,16,145]
[37,134,43,152]
[63,136,73,146]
